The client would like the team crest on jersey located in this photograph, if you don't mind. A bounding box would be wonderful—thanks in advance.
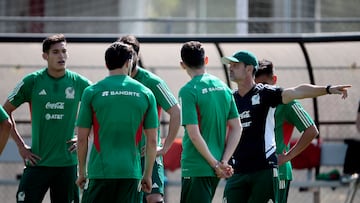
[17,191,25,201]
[65,87,75,99]
[251,93,260,105]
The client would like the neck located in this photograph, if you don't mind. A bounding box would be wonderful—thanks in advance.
[47,68,65,78]
[187,67,205,78]
[130,66,139,77]
[237,77,256,96]
[109,67,128,76]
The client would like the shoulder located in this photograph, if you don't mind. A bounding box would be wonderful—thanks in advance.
[21,68,46,83]
[65,70,92,84]
[138,68,164,84]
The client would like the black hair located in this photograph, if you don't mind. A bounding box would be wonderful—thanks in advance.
[105,42,134,70]
[42,33,66,53]
[255,59,274,78]
[117,35,140,54]
[181,41,205,69]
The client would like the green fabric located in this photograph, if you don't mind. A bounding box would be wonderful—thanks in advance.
[16,166,78,202]
[180,176,220,203]
[221,50,258,68]
[76,75,158,179]
[8,68,91,166]
[81,179,141,203]
[0,106,9,121]
[134,67,178,149]
[179,73,239,177]
[224,169,277,203]
[275,100,315,180]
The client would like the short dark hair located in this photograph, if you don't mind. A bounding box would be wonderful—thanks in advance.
[105,42,134,70]
[181,41,205,69]
[255,59,274,78]
[117,35,140,54]
[42,34,66,53]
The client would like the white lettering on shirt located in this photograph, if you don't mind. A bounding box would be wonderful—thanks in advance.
[101,90,141,97]
[201,86,225,94]
[45,102,65,109]
[45,113,64,120]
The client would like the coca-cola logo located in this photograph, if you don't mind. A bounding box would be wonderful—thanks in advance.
[45,102,65,109]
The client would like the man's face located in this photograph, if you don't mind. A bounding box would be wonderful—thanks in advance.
[228,62,248,82]
[44,42,68,71]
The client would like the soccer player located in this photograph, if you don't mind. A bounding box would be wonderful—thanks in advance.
[0,105,12,154]
[221,50,351,203]
[179,41,242,203]
[118,35,181,203]
[76,42,158,202]
[3,34,92,202]
[255,59,319,203]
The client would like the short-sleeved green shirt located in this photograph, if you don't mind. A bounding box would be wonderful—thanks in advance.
[7,68,91,166]
[179,73,239,177]
[0,106,9,121]
[133,67,178,148]
[76,75,158,179]
[275,100,315,180]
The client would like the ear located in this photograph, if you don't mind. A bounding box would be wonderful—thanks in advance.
[204,56,209,65]
[272,75,278,84]
[42,53,48,60]
[180,61,186,70]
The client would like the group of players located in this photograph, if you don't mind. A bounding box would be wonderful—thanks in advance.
[0,34,352,203]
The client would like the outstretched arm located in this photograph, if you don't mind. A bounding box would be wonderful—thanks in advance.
[282,84,351,104]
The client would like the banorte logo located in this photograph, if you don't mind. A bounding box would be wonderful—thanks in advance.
[45,102,65,109]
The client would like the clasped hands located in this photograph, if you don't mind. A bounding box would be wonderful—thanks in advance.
[214,161,234,179]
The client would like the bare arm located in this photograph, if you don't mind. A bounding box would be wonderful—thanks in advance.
[0,117,12,155]
[282,84,351,104]
[141,128,158,193]
[3,100,41,165]
[214,117,242,179]
[278,125,319,166]
[186,124,218,168]
[221,118,242,163]
[76,127,90,189]
[158,104,181,156]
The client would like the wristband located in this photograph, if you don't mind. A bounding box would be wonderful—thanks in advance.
[326,85,332,94]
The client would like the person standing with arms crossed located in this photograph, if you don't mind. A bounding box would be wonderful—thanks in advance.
[255,59,319,203]
[118,35,181,203]
[76,42,158,202]
[221,50,351,203]
[0,105,12,154]
[3,34,92,202]
[179,41,243,203]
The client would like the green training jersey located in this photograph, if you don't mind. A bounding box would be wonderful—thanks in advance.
[133,67,178,148]
[8,68,91,166]
[76,75,158,179]
[275,100,314,180]
[179,73,239,177]
[0,106,9,121]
